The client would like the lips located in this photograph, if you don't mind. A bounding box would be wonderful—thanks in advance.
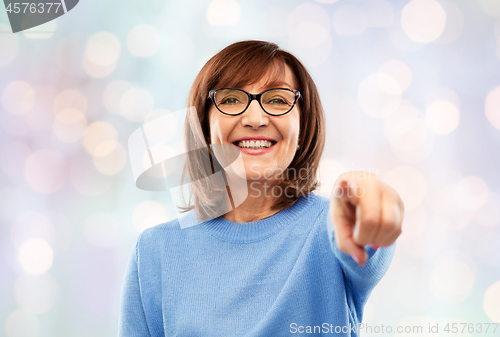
[232,136,278,143]
[233,139,277,148]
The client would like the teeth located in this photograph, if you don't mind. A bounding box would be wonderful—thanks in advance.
[236,140,274,149]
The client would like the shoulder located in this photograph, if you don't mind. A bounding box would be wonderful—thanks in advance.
[311,192,329,209]
[139,217,181,242]
[300,192,330,219]
[136,211,199,252]
[301,193,334,242]
[136,209,212,247]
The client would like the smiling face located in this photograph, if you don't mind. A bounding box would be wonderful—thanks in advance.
[208,64,300,182]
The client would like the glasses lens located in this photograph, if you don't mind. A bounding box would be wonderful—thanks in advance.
[261,89,296,115]
[214,89,248,115]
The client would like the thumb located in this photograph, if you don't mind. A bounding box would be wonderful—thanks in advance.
[336,234,368,266]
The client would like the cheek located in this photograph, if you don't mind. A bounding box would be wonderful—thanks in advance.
[281,112,300,142]
[208,114,219,144]
[208,109,235,144]
[208,110,223,144]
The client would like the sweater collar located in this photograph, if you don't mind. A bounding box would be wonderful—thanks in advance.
[201,193,317,243]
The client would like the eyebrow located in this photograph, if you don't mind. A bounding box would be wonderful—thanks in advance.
[261,80,293,90]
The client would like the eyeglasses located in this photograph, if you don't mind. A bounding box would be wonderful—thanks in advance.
[208,87,301,116]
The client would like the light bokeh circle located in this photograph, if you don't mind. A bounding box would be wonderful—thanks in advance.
[24,149,68,194]
[18,238,54,275]
[286,3,332,67]
[430,258,475,304]
[5,310,39,337]
[207,0,241,26]
[103,80,134,115]
[454,176,489,211]
[83,54,117,78]
[127,24,161,58]
[384,104,428,151]
[85,31,121,66]
[486,86,500,129]
[119,88,155,122]
[425,100,460,134]
[401,0,446,43]
[379,60,412,92]
[383,166,426,211]
[1,81,35,115]
[53,89,87,114]
[83,121,118,156]
[290,22,330,48]
[484,280,500,323]
[53,108,87,143]
[93,142,127,175]
[332,4,367,36]
[358,73,402,118]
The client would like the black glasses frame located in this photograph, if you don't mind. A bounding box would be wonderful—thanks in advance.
[208,87,301,116]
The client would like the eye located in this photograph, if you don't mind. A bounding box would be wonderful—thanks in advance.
[269,98,286,104]
[220,97,241,104]
[265,96,288,105]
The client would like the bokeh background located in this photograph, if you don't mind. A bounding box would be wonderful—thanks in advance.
[1,0,500,336]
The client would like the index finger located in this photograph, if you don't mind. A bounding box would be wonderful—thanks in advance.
[348,180,382,246]
[330,197,368,265]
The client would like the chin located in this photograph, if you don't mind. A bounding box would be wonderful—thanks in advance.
[224,160,284,182]
[246,174,268,181]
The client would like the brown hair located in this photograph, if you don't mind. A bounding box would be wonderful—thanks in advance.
[179,40,325,221]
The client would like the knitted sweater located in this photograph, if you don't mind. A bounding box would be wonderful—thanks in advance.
[118,192,395,336]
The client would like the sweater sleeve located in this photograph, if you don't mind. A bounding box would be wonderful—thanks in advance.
[118,241,152,337]
[325,204,395,321]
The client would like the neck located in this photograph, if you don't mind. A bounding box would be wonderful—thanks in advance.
[223,180,281,223]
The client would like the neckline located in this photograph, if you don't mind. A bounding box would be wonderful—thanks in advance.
[201,192,317,243]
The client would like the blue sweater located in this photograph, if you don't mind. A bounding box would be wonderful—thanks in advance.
[118,192,395,336]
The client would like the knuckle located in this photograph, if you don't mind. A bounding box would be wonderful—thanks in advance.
[361,216,378,230]
[353,233,370,246]
[381,217,397,230]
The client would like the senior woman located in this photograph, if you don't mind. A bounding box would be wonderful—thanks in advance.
[119,40,404,336]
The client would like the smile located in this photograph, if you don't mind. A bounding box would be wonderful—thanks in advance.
[231,139,278,155]
[233,140,277,149]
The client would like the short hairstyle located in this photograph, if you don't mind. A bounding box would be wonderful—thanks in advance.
[179,40,325,221]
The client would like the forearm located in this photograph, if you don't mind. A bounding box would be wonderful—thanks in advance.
[326,207,395,312]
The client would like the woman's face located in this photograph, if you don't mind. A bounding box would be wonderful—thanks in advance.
[208,64,300,182]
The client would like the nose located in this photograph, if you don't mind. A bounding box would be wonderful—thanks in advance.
[241,99,269,129]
